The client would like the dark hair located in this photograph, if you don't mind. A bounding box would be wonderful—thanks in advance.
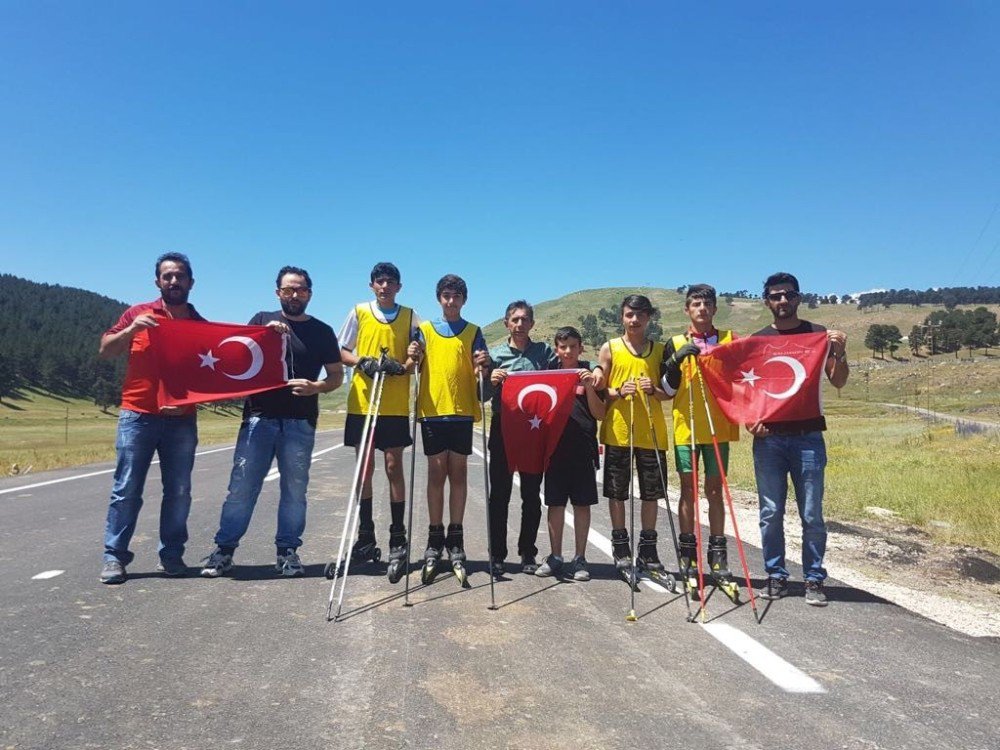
[685,283,717,307]
[620,294,656,316]
[436,274,468,300]
[276,266,313,289]
[504,299,534,322]
[155,252,193,279]
[554,326,582,345]
[763,272,799,296]
[370,262,401,283]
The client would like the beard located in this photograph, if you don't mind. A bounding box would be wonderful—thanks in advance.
[160,286,190,306]
[280,298,307,316]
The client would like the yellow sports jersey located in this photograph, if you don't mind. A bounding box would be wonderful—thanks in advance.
[600,337,668,450]
[348,304,413,417]
[416,320,482,421]
[671,332,740,446]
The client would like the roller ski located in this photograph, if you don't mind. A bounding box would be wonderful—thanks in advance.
[612,529,639,591]
[386,523,408,584]
[446,523,469,588]
[420,524,445,585]
[351,522,382,565]
[635,529,677,592]
[708,535,740,603]
[679,533,701,598]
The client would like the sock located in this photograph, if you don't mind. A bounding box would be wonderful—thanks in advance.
[390,500,405,527]
[359,497,374,529]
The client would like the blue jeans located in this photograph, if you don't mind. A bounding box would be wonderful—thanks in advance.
[103,409,198,564]
[214,416,316,552]
[753,432,828,582]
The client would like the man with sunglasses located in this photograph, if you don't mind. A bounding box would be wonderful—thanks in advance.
[749,272,849,606]
[202,266,343,578]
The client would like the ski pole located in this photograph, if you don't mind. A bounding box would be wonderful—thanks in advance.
[638,388,693,620]
[687,357,707,623]
[693,358,760,623]
[625,390,638,622]
[479,370,497,611]
[403,364,421,608]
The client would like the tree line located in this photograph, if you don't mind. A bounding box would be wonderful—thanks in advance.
[857,286,1000,311]
[864,307,999,358]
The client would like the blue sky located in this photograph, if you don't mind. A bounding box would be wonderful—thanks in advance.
[2,2,998,329]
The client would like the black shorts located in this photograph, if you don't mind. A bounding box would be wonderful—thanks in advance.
[602,446,667,502]
[544,456,598,507]
[344,414,413,451]
[420,420,474,456]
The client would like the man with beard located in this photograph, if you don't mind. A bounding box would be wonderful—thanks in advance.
[201,266,343,578]
[99,252,205,584]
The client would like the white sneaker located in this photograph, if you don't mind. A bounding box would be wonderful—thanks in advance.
[276,549,305,577]
[201,548,233,578]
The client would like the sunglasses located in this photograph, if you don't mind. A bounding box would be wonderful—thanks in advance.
[278,286,312,298]
[766,291,800,302]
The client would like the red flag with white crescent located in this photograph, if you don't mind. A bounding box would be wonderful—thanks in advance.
[698,332,829,424]
[500,370,580,474]
[148,319,288,407]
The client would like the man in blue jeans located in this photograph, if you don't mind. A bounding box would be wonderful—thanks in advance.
[748,272,849,606]
[100,252,204,584]
[201,266,343,578]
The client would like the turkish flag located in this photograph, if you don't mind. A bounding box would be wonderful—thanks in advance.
[148,319,289,407]
[698,332,829,424]
[500,370,580,474]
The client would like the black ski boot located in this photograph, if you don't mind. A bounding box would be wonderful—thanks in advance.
[708,535,740,603]
[446,523,469,587]
[420,524,445,585]
[679,533,700,598]
[386,523,408,584]
[611,529,638,590]
[351,521,382,564]
[636,529,675,590]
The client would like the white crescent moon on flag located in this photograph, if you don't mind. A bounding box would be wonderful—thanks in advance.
[218,336,264,381]
[762,356,807,400]
[517,383,558,414]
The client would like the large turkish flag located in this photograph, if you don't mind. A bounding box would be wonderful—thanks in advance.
[698,332,829,424]
[500,370,580,474]
[148,319,288,407]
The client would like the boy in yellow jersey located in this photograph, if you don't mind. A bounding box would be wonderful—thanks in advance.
[661,284,741,601]
[338,262,421,583]
[596,295,670,585]
[413,274,490,585]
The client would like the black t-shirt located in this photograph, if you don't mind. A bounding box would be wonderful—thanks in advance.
[752,320,827,434]
[551,361,606,468]
[243,311,341,425]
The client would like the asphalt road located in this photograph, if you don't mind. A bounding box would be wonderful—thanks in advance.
[1,428,997,750]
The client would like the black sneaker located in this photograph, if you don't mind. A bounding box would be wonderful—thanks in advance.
[156,558,189,577]
[100,560,127,585]
[804,580,828,607]
[520,555,538,575]
[759,577,788,600]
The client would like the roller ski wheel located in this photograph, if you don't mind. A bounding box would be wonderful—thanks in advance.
[636,530,673,591]
[708,535,739,603]
[611,528,639,591]
[323,560,340,580]
[638,565,677,593]
[420,557,440,585]
[351,542,381,564]
[386,526,408,585]
[617,565,640,592]
[446,523,469,588]
[420,524,445,586]
[451,560,469,587]
[713,574,741,603]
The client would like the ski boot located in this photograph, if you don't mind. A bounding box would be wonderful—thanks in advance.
[386,523,408,584]
[708,535,740,603]
[351,521,382,564]
[679,533,700,599]
[636,529,676,591]
[446,523,469,588]
[420,524,445,585]
[611,529,638,591]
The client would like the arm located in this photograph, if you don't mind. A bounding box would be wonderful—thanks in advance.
[289,361,344,396]
[597,342,632,401]
[99,311,157,358]
[580,369,607,420]
[825,329,849,389]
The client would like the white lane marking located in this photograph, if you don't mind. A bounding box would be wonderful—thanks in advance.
[472,445,823,694]
[32,570,65,580]
[264,444,344,482]
[701,622,826,694]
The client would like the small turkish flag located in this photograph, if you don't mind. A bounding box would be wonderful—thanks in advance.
[698,332,829,425]
[148,319,289,407]
[500,370,580,474]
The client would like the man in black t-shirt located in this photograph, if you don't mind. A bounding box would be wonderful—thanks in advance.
[750,272,849,606]
[202,266,343,579]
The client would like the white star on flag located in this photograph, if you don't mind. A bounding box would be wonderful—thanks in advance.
[198,350,220,370]
[528,415,542,430]
[737,368,761,387]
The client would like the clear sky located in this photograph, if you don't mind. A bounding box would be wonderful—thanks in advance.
[2,2,998,329]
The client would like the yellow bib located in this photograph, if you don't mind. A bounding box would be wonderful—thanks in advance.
[416,321,482,421]
[670,331,740,446]
[348,304,413,417]
[600,338,668,450]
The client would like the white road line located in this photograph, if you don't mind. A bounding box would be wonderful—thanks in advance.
[472,445,824,694]
[701,622,826,694]
[31,570,65,580]
[264,444,344,482]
